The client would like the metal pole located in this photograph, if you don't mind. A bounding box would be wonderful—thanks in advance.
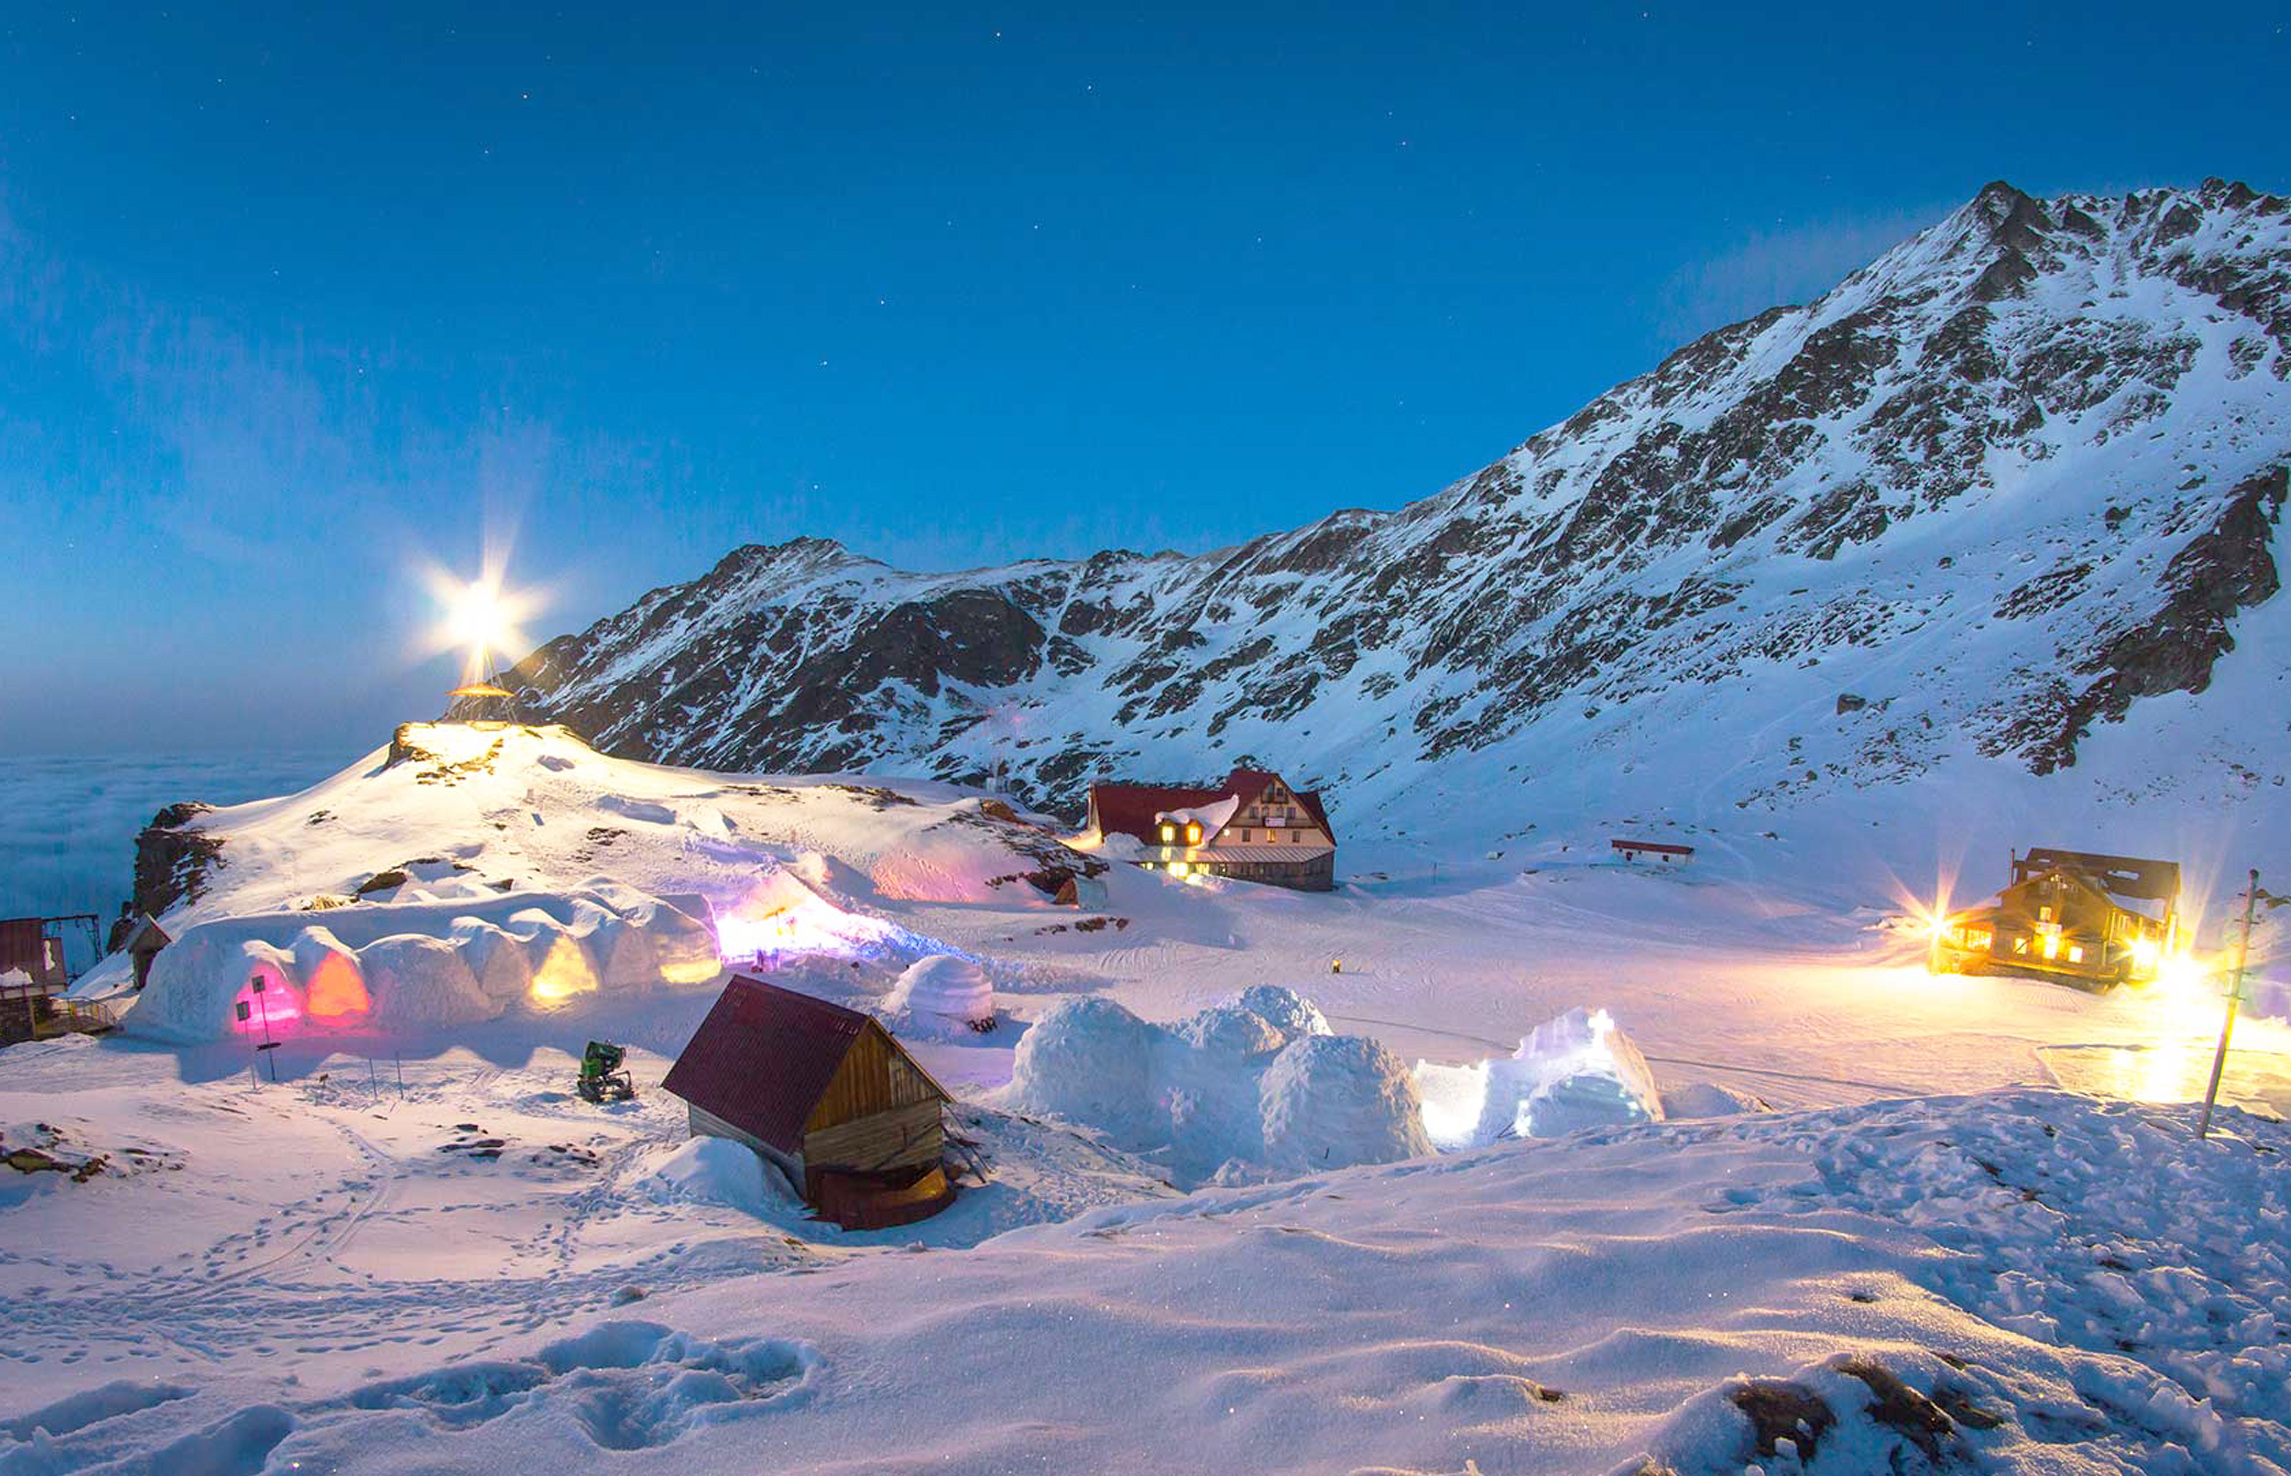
[257,989,278,1083]
[2197,869,2260,1140]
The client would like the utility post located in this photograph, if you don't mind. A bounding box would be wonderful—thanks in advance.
[2197,869,2260,1141]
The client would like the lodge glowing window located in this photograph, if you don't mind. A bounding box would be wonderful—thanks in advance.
[1186,822,1203,845]
[1159,823,1175,843]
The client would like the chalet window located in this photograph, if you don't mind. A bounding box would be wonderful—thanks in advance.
[1159,823,1175,843]
[1186,822,1203,845]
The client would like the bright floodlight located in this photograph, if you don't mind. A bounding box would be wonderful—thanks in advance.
[449,581,511,654]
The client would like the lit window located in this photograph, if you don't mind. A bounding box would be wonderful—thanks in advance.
[1187,823,1203,845]
[2038,905,2053,922]
[2012,936,2029,955]
[2067,945,2084,964]
[2042,934,2060,961]
[1169,861,1190,877]
[1159,823,1174,843]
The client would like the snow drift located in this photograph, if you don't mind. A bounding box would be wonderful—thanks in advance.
[127,886,721,1043]
[1002,988,1427,1180]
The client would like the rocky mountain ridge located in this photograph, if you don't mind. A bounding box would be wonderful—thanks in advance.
[481,179,2291,836]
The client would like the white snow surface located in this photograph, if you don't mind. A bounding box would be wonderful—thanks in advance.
[10,708,2291,1470]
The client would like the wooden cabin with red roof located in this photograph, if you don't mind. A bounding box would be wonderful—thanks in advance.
[662,976,956,1230]
[1086,767,1336,891]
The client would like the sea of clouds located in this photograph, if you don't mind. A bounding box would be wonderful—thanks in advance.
[0,752,339,964]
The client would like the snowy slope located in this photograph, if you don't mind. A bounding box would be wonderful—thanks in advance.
[6,1085,2285,1474]
[107,721,1106,960]
[489,179,2291,871]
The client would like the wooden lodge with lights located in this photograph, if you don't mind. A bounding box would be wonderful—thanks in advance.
[1930,848,2183,990]
[1086,767,1336,892]
[662,975,958,1230]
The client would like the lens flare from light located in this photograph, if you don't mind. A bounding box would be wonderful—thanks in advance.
[417,559,542,684]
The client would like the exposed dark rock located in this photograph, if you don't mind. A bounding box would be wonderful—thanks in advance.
[2039,465,2285,772]
[132,804,224,920]
[1730,1378,1835,1461]
[1836,692,1869,714]
[1837,1356,1961,1463]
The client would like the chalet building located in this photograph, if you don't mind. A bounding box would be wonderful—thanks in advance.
[1611,838,1694,864]
[1087,767,1336,891]
[0,919,68,988]
[1,918,113,1046]
[662,976,957,1230]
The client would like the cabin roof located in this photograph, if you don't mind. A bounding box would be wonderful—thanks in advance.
[124,915,172,953]
[1090,767,1332,843]
[661,975,948,1154]
[1611,838,1694,856]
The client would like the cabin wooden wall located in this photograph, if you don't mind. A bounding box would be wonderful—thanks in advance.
[804,1022,942,1132]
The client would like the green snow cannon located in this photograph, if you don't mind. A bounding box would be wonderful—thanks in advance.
[577,1040,635,1103]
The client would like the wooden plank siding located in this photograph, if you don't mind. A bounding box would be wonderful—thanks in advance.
[802,1098,945,1175]
[802,1021,943,1133]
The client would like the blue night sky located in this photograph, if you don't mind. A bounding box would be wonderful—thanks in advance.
[3,2,2286,754]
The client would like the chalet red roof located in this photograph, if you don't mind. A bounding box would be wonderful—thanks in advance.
[661,976,945,1154]
[1088,767,1331,842]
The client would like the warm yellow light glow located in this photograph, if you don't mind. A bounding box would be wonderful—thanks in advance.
[529,934,600,1005]
[2041,933,2060,961]
[2158,952,2208,992]
[2132,937,2161,970]
[658,954,724,986]
[1168,861,1191,877]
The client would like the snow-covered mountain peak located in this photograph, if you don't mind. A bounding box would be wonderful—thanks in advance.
[482,179,2291,853]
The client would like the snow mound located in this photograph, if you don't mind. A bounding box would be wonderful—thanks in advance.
[630,1136,801,1218]
[1005,997,1172,1141]
[1003,989,1424,1181]
[883,954,994,1032]
[1258,1034,1434,1171]
[1178,1003,1286,1061]
[127,887,722,1043]
[1230,984,1332,1045]
[1414,1007,1665,1149]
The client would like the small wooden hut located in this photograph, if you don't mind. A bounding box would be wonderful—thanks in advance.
[662,975,956,1230]
[123,915,172,990]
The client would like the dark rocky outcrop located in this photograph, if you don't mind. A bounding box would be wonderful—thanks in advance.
[2036,465,2285,772]
[132,803,224,920]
